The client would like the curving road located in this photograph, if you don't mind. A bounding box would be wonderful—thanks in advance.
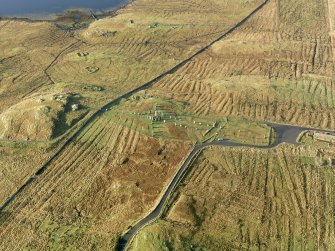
[0,1,332,250]
[0,0,270,213]
[117,123,335,250]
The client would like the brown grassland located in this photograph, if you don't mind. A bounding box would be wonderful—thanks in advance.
[0,0,335,250]
[130,144,335,250]
[0,111,190,250]
[127,0,335,249]
[0,0,262,207]
[0,0,267,250]
[145,0,335,129]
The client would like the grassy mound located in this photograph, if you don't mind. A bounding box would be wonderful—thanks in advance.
[0,93,85,141]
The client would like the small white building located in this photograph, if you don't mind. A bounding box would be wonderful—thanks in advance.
[71,104,79,111]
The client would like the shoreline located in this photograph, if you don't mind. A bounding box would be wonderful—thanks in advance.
[0,0,133,24]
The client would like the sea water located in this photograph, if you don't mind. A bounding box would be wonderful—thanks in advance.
[0,0,127,19]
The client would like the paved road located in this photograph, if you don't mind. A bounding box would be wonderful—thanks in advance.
[117,122,334,250]
[0,0,270,212]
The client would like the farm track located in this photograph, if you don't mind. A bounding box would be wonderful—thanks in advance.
[0,23,76,111]
[21,39,82,98]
